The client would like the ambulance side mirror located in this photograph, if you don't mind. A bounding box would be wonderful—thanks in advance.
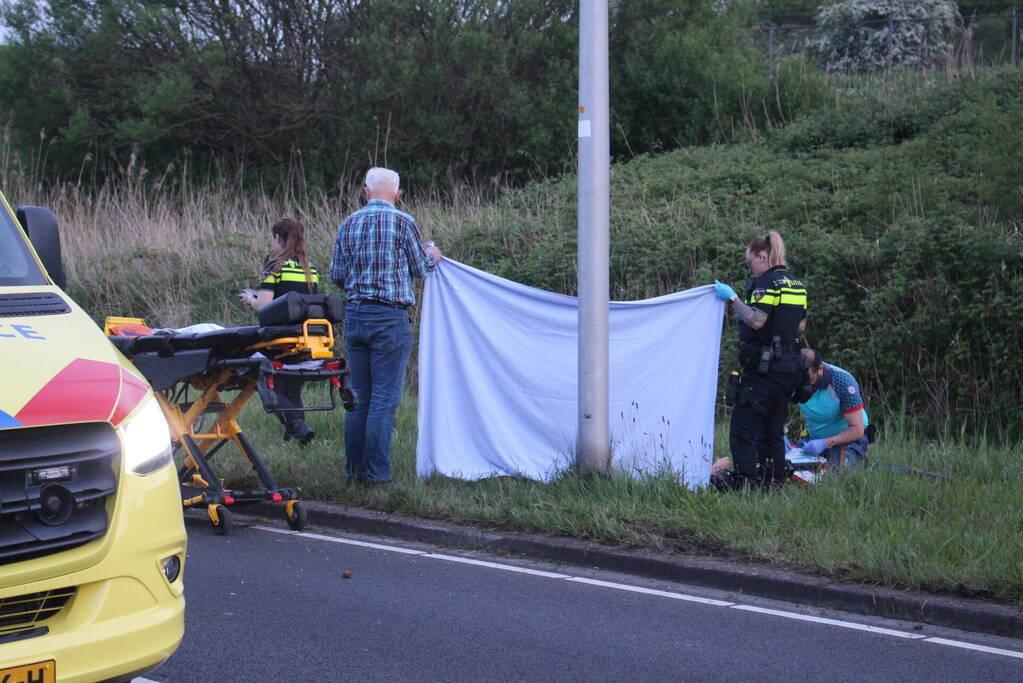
[17,205,66,290]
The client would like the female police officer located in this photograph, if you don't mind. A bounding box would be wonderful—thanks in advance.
[714,231,807,489]
[238,218,320,445]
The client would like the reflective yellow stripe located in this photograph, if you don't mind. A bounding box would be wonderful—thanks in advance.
[278,271,319,283]
[751,294,780,306]
[780,293,806,306]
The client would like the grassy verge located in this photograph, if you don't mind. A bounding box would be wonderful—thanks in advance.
[210,387,1023,607]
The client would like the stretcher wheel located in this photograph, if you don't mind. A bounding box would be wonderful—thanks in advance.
[211,505,233,535]
[286,502,308,531]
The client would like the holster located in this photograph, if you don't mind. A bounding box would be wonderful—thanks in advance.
[737,343,760,372]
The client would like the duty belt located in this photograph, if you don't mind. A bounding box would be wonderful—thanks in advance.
[741,341,801,354]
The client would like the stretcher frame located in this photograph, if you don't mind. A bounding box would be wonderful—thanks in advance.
[106,315,351,535]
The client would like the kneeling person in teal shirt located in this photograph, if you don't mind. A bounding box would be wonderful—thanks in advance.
[797,348,870,471]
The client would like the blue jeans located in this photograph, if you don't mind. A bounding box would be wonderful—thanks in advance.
[342,303,413,483]
[824,435,869,471]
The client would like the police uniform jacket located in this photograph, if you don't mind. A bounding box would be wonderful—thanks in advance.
[738,265,807,352]
[257,258,319,298]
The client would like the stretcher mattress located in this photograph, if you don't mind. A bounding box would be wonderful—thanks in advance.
[109,323,326,358]
[109,323,332,391]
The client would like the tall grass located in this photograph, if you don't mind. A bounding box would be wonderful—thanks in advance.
[0,144,505,328]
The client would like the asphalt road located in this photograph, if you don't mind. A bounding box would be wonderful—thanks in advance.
[141,515,1023,682]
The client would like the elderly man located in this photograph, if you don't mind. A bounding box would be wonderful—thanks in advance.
[797,348,871,471]
[330,167,442,485]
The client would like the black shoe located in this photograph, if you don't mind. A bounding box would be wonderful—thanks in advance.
[286,421,315,447]
[712,471,759,492]
[710,470,735,492]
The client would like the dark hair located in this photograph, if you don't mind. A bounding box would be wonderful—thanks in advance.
[801,347,822,371]
[747,230,787,267]
[268,218,314,292]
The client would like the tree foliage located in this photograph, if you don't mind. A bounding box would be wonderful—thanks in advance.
[0,0,811,190]
[810,0,961,72]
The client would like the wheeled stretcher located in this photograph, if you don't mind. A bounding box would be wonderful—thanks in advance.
[106,293,355,535]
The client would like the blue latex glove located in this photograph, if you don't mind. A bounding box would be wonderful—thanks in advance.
[803,438,828,456]
[714,280,737,301]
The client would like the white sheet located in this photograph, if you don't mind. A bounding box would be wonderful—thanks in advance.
[416,260,723,488]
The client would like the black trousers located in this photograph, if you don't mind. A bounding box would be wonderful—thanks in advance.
[729,362,801,485]
[273,377,308,430]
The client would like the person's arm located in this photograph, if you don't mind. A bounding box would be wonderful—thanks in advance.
[713,280,769,329]
[731,297,768,330]
[251,290,274,309]
[238,287,273,310]
[822,408,865,449]
[403,218,441,277]
[329,229,347,289]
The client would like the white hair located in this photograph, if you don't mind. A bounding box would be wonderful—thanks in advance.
[364,167,400,193]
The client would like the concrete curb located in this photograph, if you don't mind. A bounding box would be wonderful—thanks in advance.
[240,500,1023,640]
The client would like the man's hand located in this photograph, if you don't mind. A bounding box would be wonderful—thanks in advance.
[803,439,828,456]
[427,245,443,263]
[714,280,737,301]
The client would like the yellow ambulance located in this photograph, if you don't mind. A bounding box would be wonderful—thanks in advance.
[0,198,185,682]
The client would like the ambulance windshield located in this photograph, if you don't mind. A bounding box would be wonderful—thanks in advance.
[0,210,46,286]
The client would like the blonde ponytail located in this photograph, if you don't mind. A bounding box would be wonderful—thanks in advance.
[747,231,787,267]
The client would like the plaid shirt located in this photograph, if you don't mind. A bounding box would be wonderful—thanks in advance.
[329,199,436,306]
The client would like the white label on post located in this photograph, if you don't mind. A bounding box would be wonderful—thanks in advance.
[578,120,591,138]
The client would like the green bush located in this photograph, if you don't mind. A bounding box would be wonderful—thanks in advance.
[444,69,1023,435]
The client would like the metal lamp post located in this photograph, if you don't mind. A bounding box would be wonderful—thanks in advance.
[576,0,610,475]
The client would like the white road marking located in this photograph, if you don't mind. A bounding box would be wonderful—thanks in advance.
[566,576,733,606]
[257,526,423,554]
[424,552,570,578]
[924,637,1023,659]
[253,525,1023,660]
[730,604,926,639]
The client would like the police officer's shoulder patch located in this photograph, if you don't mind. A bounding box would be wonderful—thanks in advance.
[751,289,766,302]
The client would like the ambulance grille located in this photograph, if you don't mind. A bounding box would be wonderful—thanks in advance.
[0,587,76,640]
[0,423,118,564]
[0,292,71,317]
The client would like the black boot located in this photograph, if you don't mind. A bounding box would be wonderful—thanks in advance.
[286,419,315,446]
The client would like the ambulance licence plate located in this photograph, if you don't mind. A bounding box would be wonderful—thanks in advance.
[0,660,55,683]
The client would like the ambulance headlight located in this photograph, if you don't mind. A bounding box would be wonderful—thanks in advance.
[120,396,173,475]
